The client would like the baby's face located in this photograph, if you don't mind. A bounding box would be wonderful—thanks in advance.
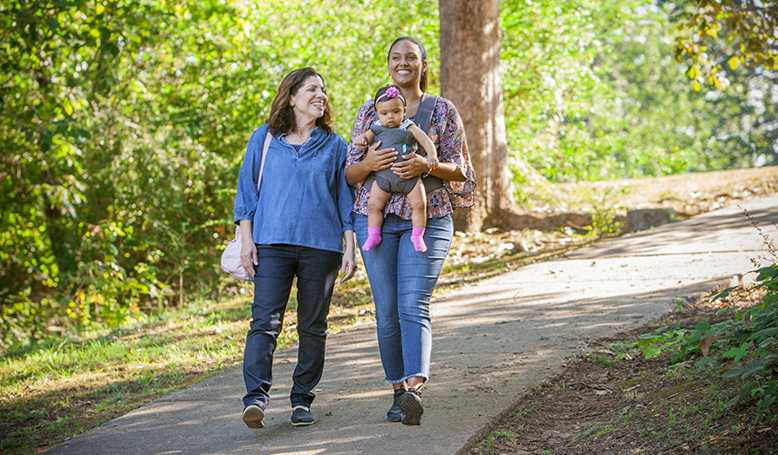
[376,97,405,128]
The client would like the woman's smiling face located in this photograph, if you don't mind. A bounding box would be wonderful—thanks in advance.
[388,39,426,89]
[290,75,327,119]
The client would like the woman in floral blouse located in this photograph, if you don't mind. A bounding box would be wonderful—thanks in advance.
[345,36,476,426]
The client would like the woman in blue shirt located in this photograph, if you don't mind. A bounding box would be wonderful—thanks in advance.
[233,68,356,429]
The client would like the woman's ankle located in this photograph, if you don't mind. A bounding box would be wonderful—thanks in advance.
[405,378,425,392]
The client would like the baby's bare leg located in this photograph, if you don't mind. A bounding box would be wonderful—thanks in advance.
[407,180,427,229]
[367,182,392,228]
[363,182,392,251]
[407,180,428,253]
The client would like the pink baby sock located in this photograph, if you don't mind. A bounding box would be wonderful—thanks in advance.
[362,227,382,251]
[411,227,427,253]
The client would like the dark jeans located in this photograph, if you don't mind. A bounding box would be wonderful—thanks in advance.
[242,244,342,409]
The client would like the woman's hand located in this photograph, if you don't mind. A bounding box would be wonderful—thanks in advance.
[353,133,369,149]
[363,141,397,172]
[392,153,431,179]
[239,220,257,279]
[240,238,257,279]
[346,141,398,185]
[338,231,357,284]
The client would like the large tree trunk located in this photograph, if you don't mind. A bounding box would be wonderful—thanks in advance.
[439,0,514,232]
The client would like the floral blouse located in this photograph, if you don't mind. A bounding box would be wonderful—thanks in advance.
[346,95,476,220]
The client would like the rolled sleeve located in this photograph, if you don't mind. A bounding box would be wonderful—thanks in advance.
[232,127,265,224]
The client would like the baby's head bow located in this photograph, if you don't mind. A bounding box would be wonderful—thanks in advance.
[374,85,406,106]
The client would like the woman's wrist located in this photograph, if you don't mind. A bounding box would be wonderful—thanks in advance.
[426,161,466,182]
[422,157,438,178]
[239,220,253,240]
[343,230,355,248]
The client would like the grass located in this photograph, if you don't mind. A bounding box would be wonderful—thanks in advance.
[0,297,257,453]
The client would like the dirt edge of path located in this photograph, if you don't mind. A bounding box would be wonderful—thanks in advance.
[463,285,778,455]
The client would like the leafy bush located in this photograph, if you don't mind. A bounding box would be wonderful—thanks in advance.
[635,264,778,413]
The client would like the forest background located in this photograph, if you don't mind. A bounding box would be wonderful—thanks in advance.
[3,0,777,348]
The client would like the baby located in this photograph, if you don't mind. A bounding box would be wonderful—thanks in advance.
[355,85,439,253]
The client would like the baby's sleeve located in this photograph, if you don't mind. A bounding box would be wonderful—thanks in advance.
[369,121,383,136]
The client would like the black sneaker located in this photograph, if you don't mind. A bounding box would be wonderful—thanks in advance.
[242,404,265,429]
[386,389,405,422]
[399,387,424,425]
[290,405,316,426]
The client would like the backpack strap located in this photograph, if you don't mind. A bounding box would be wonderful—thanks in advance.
[414,94,444,193]
[414,94,438,134]
[256,129,272,192]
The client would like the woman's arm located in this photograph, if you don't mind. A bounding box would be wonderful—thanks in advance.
[345,103,398,185]
[335,140,356,284]
[239,219,257,278]
[234,128,267,278]
[338,230,356,284]
[407,124,438,163]
[391,153,467,181]
[345,141,397,185]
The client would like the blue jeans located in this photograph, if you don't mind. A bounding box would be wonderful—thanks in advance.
[355,214,453,383]
[242,244,342,409]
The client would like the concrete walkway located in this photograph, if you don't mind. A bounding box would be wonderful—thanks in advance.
[49,195,778,455]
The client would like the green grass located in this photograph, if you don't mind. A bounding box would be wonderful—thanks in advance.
[0,296,259,453]
[479,429,520,455]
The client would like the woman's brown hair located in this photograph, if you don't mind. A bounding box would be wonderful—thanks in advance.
[387,37,428,92]
[267,67,333,136]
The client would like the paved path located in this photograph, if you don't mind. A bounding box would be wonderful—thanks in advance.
[49,195,778,455]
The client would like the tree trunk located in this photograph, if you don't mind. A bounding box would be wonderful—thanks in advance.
[439,0,514,232]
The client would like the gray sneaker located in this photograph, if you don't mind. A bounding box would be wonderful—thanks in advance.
[290,405,316,426]
[399,388,423,426]
[242,404,265,429]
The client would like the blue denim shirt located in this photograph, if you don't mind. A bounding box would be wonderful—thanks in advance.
[233,124,354,254]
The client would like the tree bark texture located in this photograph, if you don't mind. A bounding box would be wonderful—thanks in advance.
[439,0,514,232]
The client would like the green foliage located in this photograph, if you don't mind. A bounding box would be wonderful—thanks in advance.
[1,0,175,346]
[670,1,778,170]
[0,0,438,348]
[501,0,777,195]
[635,264,778,414]
[2,0,776,348]
[675,0,778,90]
